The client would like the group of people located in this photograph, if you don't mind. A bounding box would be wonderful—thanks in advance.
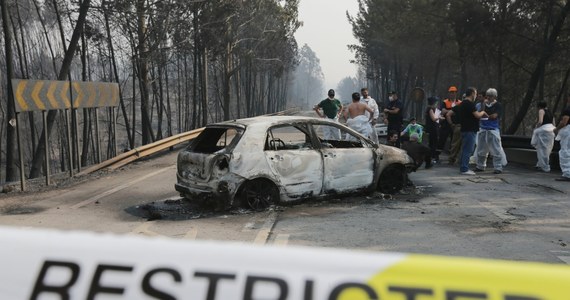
[314,88,429,170]
[314,88,381,143]
[313,86,570,182]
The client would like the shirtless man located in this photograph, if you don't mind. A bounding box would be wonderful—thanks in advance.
[344,92,374,141]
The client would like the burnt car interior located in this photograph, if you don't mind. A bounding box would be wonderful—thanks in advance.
[264,125,314,151]
[319,139,364,149]
[191,127,242,153]
[312,124,367,149]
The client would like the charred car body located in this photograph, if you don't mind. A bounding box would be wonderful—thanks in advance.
[176,116,414,210]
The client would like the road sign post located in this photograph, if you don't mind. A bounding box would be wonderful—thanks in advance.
[10,79,120,189]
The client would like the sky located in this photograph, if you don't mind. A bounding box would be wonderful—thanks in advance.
[294,0,360,91]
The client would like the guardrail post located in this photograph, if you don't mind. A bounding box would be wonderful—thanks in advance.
[16,112,25,191]
[95,107,101,164]
[43,111,50,186]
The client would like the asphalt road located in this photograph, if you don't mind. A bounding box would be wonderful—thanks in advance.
[0,150,569,265]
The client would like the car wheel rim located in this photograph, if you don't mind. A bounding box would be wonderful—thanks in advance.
[244,184,275,210]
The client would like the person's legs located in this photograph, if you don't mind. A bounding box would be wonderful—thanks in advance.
[559,133,570,178]
[437,124,450,153]
[488,130,505,172]
[460,132,476,173]
[449,125,462,163]
[428,130,439,161]
[536,131,554,172]
[476,130,489,170]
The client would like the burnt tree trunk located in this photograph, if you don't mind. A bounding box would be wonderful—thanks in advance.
[29,0,91,178]
[506,0,570,134]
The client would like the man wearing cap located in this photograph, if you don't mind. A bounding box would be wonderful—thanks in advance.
[438,85,462,164]
[384,91,403,147]
[314,89,343,140]
[360,88,380,143]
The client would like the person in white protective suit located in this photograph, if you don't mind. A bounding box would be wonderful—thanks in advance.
[474,88,507,174]
[344,92,374,141]
[531,101,555,172]
[555,104,570,181]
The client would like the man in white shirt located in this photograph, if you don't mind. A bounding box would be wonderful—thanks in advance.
[360,88,380,143]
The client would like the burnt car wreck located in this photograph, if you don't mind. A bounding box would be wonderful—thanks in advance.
[175,116,415,210]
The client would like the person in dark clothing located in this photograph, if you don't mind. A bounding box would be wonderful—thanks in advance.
[438,86,461,159]
[386,131,399,147]
[384,91,403,147]
[402,133,432,170]
[449,87,488,175]
[425,96,440,163]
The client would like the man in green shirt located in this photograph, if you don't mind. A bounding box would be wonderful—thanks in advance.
[314,89,343,140]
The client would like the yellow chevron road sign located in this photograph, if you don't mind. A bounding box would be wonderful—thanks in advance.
[11,79,119,112]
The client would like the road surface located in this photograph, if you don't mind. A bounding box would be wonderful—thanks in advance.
[0,150,568,264]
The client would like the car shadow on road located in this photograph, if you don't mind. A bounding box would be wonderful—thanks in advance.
[125,184,429,221]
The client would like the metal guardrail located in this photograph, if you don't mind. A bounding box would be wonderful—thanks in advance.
[501,135,560,152]
[76,108,301,176]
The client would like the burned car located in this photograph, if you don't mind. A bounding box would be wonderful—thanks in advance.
[175,116,414,210]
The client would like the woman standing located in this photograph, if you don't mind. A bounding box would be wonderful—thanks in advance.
[425,97,440,163]
[531,101,555,172]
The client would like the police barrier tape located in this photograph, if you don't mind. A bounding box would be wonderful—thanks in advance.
[0,226,569,299]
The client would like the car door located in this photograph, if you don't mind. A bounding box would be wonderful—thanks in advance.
[313,123,375,193]
[263,124,323,199]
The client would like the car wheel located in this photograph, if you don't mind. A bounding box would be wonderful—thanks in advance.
[378,164,405,194]
[240,179,279,210]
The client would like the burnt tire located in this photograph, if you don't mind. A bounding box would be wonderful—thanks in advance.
[239,179,279,210]
[378,164,406,194]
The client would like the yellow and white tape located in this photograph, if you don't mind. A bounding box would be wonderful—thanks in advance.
[0,226,568,299]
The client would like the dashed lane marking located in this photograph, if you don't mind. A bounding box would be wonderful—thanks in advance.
[550,250,570,264]
[273,234,290,246]
[131,221,159,236]
[253,211,278,245]
[558,256,570,264]
[70,166,174,209]
[184,228,198,240]
[477,200,517,221]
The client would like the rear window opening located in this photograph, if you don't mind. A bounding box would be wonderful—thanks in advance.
[191,127,243,153]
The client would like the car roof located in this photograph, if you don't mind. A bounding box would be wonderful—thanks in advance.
[211,116,329,127]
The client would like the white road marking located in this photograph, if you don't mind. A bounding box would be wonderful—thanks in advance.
[549,250,570,264]
[557,256,570,264]
[253,211,278,245]
[274,234,290,246]
[184,228,198,240]
[477,200,517,221]
[70,166,174,209]
[131,221,159,236]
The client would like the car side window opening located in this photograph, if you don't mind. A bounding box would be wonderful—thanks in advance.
[313,124,366,149]
[265,125,313,151]
[191,127,242,153]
